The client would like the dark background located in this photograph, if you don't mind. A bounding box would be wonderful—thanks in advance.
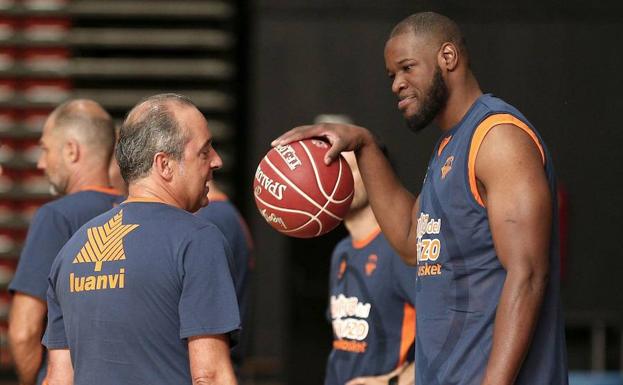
[241,0,623,383]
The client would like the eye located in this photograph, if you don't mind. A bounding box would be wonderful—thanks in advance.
[387,72,395,80]
[403,64,413,72]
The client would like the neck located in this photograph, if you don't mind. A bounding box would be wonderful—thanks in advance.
[436,71,482,132]
[65,165,112,194]
[344,205,380,242]
[127,179,185,210]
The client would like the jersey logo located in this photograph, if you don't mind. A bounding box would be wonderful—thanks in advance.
[441,156,454,179]
[337,259,347,279]
[73,210,139,272]
[365,254,378,276]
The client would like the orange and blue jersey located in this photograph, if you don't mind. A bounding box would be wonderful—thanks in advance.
[325,228,416,385]
[43,199,240,385]
[9,187,123,385]
[416,94,567,385]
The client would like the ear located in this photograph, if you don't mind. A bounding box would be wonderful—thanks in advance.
[438,42,459,72]
[153,152,175,181]
[64,139,80,163]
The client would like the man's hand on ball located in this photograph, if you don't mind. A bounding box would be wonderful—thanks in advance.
[272,123,374,165]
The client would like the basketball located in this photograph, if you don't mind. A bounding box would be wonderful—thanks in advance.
[253,139,354,238]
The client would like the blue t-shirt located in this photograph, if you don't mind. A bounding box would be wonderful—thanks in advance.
[195,198,252,316]
[195,198,253,366]
[325,229,416,385]
[9,188,124,385]
[43,200,240,385]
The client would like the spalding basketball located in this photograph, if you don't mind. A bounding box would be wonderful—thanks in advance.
[253,139,354,238]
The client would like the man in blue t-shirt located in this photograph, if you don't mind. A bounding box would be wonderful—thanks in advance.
[196,180,253,368]
[326,152,416,385]
[8,100,122,385]
[44,93,240,385]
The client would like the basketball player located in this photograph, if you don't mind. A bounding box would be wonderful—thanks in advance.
[196,180,253,368]
[8,100,122,385]
[273,12,568,385]
[326,151,415,385]
[43,94,239,385]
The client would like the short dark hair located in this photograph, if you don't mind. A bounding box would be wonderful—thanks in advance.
[115,93,196,183]
[390,12,469,64]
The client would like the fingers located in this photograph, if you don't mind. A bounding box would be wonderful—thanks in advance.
[271,125,319,147]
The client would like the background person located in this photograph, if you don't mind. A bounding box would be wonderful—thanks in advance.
[8,100,121,385]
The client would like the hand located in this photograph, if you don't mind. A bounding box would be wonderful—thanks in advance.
[345,363,407,385]
[271,123,374,165]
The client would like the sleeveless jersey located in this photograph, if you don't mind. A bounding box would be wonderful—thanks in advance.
[416,94,567,385]
[325,229,416,385]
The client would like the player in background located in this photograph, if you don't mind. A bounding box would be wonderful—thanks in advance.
[196,180,253,370]
[43,93,239,385]
[274,12,567,385]
[8,100,122,385]
[326,150,415,385]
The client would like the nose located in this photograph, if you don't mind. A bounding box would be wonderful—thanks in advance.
[211,150,223,170]
[36,154,45,170]
[391,73,407,95]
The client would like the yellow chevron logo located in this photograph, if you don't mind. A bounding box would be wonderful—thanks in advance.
[73,210,139,272]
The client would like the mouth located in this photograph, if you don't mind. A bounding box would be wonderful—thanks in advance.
[398,95,416,111]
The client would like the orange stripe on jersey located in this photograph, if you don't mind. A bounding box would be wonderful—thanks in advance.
[209,192,229,202]
[80,185,123,195]
[352,226,381,249]
[437,135,452,157]
[468,114,545,207]
[398,303,416,367]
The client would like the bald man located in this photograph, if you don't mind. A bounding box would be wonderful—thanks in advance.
[274,11,567,385]
[8,100,123,385]
[43,94,239,385]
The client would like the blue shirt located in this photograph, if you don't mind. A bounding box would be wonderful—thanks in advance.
[9,188,124,385]
[44,200,240,385]
[196,197,253,366]
[416,94,568,385]
[325,229,416,385]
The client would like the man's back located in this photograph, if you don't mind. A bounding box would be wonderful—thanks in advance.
[44,200,240,385]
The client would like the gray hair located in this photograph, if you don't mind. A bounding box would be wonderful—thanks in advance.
[50,99,116,163]
[115,93,196,183]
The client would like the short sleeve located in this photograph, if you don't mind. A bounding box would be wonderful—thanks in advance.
[42,266,68,349]
[178,225,240,340]
[9,205,71,300]
[391,251,417,306]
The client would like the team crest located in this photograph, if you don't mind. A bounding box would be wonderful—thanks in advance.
[365,254,378,276]
[441,156,454,179]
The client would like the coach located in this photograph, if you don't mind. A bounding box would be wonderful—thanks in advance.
[43,94,240,385]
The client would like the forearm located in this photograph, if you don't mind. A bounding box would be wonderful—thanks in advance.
[45,349,73,385]
[481,269,548,385]
[398,362,415,385]
[357,139,417,261]
[9,338,42,385]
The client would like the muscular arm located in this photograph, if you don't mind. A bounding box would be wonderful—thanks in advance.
[45,349,73,385]
[9,293,47,385]
[273,124,419,264]
[188,335,237,385]
[476,124,551,385]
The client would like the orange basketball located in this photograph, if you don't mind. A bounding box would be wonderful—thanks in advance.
[253,139,354,238]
